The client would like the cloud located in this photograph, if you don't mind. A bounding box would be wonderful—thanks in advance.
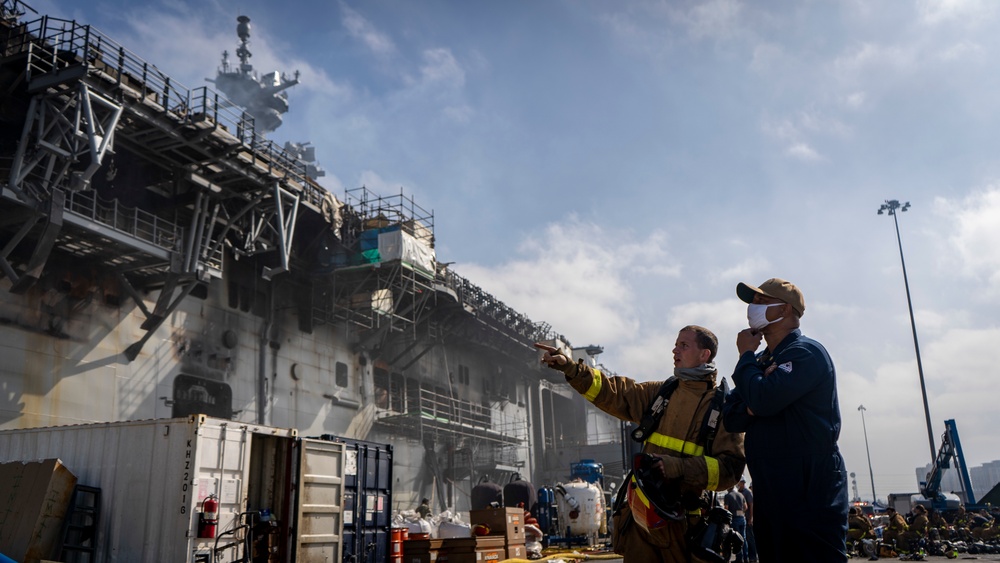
[917,0,997,27]
[349,170,427,206]
[452,218,685,356]
[832,42,915,76]
[843,91,866,109]
[670,0,744,41]
[762,109,848,139]
[340,2,395,58]
[761,108,850,162]
[114,8,230,91]
[797,111,850,137]
[596,0,748,62]
[442,105,473,125]
[786,142,822,161]
[714,256,771,281]
[937,41,983,62]
[749,42,784,73]
[418,48,465,88]
[937,187,1000,290]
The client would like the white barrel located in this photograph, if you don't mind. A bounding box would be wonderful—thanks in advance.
[554,479,605,537]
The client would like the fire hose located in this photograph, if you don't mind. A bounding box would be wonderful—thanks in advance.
[498,553,622,562]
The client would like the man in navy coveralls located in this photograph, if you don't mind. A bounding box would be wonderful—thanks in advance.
[723,278,849,562]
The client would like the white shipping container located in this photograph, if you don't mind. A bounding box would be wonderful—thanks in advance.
[0,415,346,563]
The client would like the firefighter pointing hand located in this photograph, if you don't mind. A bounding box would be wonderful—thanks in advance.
[534,343,568,368]
[535,327,745,562]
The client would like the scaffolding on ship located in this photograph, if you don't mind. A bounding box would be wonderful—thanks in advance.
[0,2,573,487]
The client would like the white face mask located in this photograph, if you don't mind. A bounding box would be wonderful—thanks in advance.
[747,303,784,331]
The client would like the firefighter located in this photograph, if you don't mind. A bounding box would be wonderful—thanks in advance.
[970,509,994,540]
[949,505,972,541]
[847,506,876,559]
[537,325,745,562]
[883,507,908,550]
[927,507,950,540]
[847,506,875,542]
[901,503,929,551]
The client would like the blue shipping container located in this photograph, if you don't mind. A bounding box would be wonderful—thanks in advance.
[316,435,393,563]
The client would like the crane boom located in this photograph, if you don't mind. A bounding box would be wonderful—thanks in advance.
[919,419,977,507]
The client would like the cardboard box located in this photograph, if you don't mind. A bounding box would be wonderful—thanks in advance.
[441,537,505,553]
[440,537,506,563]
[467,507,525,543]
[407,537,508,563]
[506,543,527,559]
[406,554,435,563]
[405,538,443,563]
[447,547,505,563]
[0,459,78,563]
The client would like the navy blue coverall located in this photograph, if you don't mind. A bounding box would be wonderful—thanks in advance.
[723,329,849,562]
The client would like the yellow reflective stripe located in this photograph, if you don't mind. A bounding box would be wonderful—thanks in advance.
[705,456,720,491]
[583,369,603,402]
[645,432,704,456]
[630,475,651,508]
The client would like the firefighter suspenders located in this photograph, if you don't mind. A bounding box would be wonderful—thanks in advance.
[631,376,729,456]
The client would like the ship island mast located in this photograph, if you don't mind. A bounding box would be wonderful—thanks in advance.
[210,15,300,134]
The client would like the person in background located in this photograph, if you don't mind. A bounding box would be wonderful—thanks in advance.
[927,507,950,540]
[737,477,757,563]
[883,506,908,549]
[903,503,929,549]
[722,278,849,562]
[847,507,875,543]
[416,497,431,519]
[724,483,748,563]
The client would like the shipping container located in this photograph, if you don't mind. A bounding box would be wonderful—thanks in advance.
[316,435,393,563]
[0,415,347,563]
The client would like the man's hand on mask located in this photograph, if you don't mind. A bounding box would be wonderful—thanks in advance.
[736,328,762,355]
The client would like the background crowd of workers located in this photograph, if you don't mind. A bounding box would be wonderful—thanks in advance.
[724,477,758,562]
[538,277,849,562]
[851,503,1000,555]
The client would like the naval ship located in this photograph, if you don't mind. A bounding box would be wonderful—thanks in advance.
[0,0,625,517]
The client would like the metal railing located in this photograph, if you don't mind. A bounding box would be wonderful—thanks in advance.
[7,14,330,210]
[64,190,182,252]
[376,384,528,442]
[410,387,492,429]
[63,190,223,272]
[440,267,563,345]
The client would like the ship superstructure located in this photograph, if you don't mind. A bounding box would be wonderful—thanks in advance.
[209,15,299,134]
[0,0,624,512]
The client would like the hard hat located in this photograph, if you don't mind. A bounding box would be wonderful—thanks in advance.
[626,453,684,533]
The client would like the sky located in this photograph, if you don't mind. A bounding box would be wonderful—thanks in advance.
[28,0,1000,503]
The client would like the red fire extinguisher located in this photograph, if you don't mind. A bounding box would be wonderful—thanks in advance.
[198,494,219,539]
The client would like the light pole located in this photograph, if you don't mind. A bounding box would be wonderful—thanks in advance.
[878,199,936,460]
[858,404,877,503]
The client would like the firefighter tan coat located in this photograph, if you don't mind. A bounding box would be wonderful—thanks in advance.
[560,361,745,560]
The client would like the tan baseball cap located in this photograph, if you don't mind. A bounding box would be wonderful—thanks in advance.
[737,278,805,317]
